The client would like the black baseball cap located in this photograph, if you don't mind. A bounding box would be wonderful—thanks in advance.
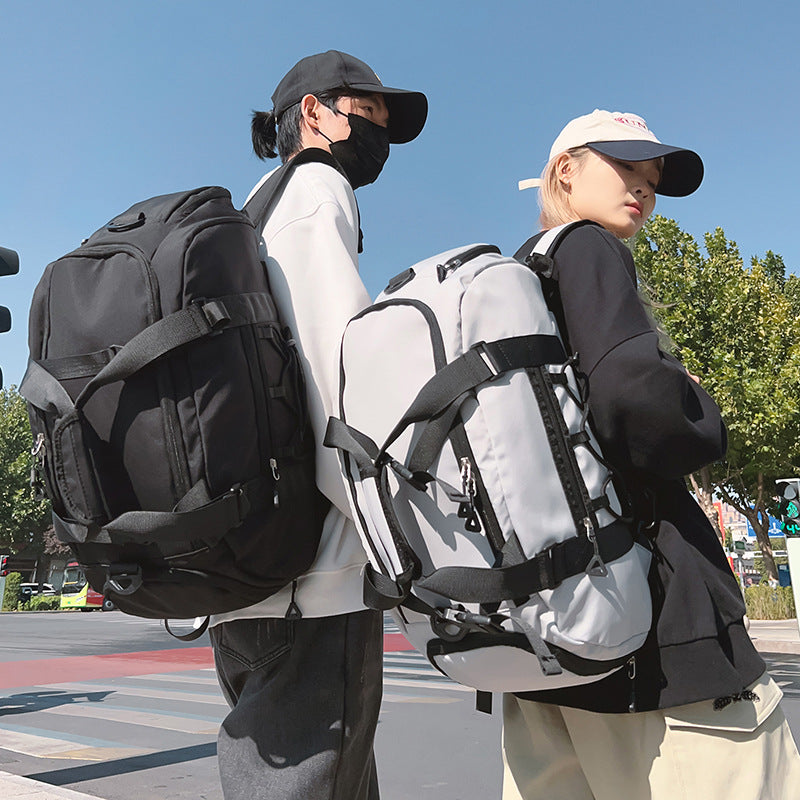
[271,50,428,144]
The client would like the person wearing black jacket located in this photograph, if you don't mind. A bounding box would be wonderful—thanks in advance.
[504,110,800,799]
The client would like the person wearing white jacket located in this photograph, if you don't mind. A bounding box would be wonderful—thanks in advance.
[208,51,427,800]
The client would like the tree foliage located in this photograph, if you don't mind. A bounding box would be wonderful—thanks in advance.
[0,387,51,556]
[633,217,800,578]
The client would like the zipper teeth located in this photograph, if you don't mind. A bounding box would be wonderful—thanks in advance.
[440,245,501,276]
[253,326,275,467]
[527,367,594,528]
[74,243,190,496]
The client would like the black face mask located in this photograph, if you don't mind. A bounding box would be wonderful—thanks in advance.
[321,112,390,189]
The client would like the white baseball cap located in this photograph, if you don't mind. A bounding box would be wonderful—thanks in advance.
[519,109,704,197]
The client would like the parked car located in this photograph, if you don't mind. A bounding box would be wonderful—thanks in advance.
[18,582,57,598]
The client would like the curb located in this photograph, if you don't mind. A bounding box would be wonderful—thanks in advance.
[751,638,800,655]
[0,770,100,799]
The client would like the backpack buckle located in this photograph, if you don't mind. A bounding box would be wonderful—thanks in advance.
[103,564,143,596]
[473,341,503,379]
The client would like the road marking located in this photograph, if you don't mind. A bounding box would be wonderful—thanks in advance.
[0,649,214,690]
[129,673,220,685]
[40,703,221,735]
[0,725,151,761]
[382,694,460,704]
[37,683,228,706]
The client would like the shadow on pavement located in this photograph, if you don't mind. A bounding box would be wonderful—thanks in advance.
[25,742,218,786]
[0,690,112,715]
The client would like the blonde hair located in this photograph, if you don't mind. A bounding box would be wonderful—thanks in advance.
[538,146,591,230]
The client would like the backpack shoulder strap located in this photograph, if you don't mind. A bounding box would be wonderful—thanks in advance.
[524,220,599,277]
[243,147,346,231]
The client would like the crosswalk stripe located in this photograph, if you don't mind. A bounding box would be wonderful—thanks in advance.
[119,673,220,686]
[39,703,221,734]
[0,725,152,761]
[37,682,228,706]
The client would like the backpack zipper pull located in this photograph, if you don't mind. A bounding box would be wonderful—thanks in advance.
[627,655,637,713]
[583,517,608,577]
[30,434,46,500]
[270,458,280,507]
[285,579,302,620]
[458,458,481,532]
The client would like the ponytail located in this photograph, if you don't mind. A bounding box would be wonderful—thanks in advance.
[251,110,279,160]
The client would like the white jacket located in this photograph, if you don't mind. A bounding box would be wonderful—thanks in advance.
[210,159,371,624]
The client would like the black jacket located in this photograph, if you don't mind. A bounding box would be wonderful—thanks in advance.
[513,223,764,713]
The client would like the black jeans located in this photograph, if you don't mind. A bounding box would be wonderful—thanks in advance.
[210,610,382,800]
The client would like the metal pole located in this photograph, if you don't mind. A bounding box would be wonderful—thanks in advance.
[777,477,800,636]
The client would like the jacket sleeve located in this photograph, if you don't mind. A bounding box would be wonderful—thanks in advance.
[262,172,371,518]
[551,225,727,479]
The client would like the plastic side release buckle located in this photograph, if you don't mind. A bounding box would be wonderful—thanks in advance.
[104,564,143,596]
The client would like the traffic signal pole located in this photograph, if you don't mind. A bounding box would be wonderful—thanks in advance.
[0,246,20,389]
[776,477,800,635]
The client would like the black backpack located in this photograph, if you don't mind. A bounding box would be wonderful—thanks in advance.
[20,150,338,620]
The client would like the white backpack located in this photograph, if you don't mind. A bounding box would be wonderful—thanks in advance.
[325,223,652,693]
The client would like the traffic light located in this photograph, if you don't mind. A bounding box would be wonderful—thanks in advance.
[0,245,19,389]
[776,479,800,537]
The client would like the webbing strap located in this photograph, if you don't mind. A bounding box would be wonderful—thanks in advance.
[323,417,380,478]
[362,564,411,611]
[40,349,117,381]
[414,520,634,603]
[377,335,566,461]
[73,293,275,410]
[20,359,77,418]
[53,475,271,558]
[164,617,210,642]
[406,390,471,475]
[244,148,346,230]
[102,475,267,547]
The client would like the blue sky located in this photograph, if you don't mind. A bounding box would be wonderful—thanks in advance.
[1,1,797,386]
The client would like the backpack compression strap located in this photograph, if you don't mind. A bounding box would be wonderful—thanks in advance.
[375,334,566,466]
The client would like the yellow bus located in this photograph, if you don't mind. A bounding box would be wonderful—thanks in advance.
[60,561,115,611]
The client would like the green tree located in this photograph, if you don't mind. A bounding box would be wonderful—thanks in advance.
[0,387,51,557]
[1,572,22,611]
[633,217,800,580]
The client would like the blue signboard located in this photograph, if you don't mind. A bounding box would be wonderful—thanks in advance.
[745,515,784,539]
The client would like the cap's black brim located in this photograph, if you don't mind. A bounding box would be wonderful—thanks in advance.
[346,84,428,143]
[587,140,704,197]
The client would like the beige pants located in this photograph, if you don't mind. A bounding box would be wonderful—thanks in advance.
[502,672,800,800]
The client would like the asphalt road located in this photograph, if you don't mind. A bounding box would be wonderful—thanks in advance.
[0,611,798,800]
[0,611,502,799]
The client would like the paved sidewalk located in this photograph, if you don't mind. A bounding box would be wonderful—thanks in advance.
[0,770,99,799]
[748,618,800,654]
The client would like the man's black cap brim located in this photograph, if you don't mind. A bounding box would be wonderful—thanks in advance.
[587,140,704,197]
[345,84,428,143]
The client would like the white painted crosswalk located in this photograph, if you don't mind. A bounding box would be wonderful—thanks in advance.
[0,618,453,765]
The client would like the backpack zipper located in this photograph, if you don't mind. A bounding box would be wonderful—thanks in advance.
[436,245,501,282]
[68,244,191,499]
